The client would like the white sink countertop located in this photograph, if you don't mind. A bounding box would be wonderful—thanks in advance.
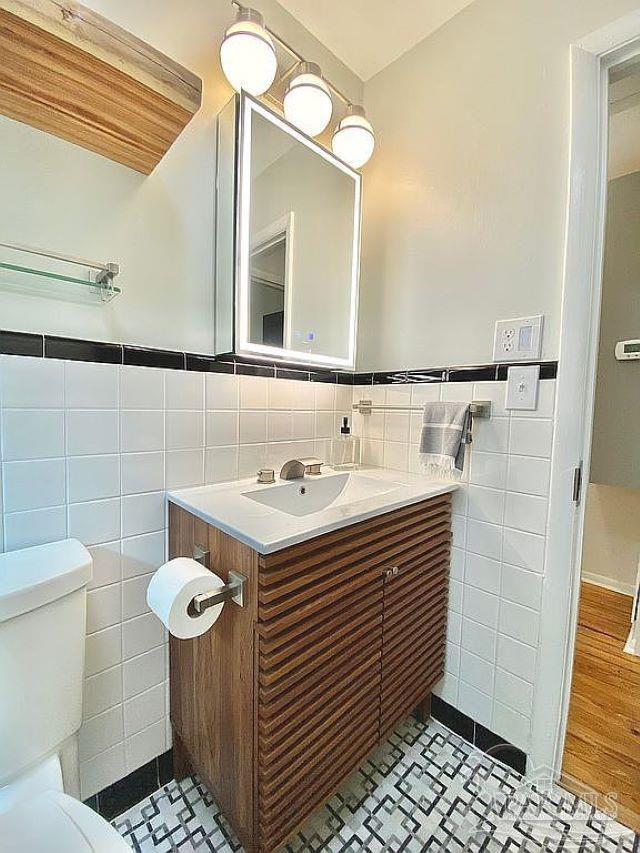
[167,467,458,555]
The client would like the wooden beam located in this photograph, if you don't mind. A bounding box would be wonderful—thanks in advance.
[0,0,202,173]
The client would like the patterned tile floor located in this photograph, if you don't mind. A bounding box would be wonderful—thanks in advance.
[114,718,638,852]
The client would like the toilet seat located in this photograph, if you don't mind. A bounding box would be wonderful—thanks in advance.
[0,790,130,852]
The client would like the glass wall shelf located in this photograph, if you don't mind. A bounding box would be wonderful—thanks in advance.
[0,242,120,304]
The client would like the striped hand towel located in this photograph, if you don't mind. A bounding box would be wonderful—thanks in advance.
[419,401,471,479]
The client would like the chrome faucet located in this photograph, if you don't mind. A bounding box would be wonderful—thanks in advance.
[279,457,323,480]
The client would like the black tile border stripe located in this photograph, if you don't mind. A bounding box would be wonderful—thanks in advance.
[404,370,446,384]
[448,366,497,383]
[372,371,409,385]
[276,367,311,382]
[86,697,526,821]
[185,353,235,374]
[236,361,275,378]
[0,330,558,384]
[45,335,122,364]
[0,330,44,357]
[123,345,185,371]
[430,695,527,775]
[84,749,173,821]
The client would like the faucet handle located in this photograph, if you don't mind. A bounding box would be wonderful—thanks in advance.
[299,456,323,476]
[256,468,275,484]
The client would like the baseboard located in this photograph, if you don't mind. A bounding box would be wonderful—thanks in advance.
[582,572,636,597]
[83,749,173,821]
[430,695,527,775]
[624,621,640,657]
[85,713,526,826]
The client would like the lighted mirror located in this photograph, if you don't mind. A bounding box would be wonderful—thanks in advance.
[215,94,361,369]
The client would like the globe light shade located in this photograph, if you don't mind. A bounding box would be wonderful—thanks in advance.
[332,105,375,169]
[220,9,277,97]
[283,62,333,137]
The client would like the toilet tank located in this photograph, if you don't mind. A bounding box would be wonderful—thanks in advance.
[0,540,92,787]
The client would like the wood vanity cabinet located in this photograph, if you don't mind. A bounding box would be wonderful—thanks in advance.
[168,491,452,853]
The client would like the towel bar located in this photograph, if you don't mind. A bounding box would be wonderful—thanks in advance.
[352,399,491,418]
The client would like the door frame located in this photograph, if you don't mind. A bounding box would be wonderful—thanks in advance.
[250,212,295,349]
[530,10,640,775]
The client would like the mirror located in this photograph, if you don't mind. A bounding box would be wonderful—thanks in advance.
[249,212,292,349]
[215,94,361,369]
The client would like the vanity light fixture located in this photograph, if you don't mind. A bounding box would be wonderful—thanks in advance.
[331,104,375,169]
[283,62,333,137]
[222,1,376,166]
[219,7,277,96]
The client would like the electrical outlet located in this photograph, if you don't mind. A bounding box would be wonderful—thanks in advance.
[493,314,543,362]
[505,364,540,410]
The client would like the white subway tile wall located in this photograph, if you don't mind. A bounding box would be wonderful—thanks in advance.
[0,358,551,791]
[353,379,555,754]
[0,357,353,799]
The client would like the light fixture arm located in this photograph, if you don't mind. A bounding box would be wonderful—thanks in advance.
[229,0,356,110]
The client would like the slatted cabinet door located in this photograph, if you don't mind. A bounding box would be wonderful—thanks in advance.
[256,510,401,850]
[256,496,452,851]
[380,495,452,738]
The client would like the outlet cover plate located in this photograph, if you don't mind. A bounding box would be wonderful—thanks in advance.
[505,364,540,410]
[493,314,543,362]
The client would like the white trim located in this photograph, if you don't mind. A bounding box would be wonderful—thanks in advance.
[577,9,640,53]
[236,94,361,369]
[581,573,636,598]
[531,14,640,777]
[250,212,295,349]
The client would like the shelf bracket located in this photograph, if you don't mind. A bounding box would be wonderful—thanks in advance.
[95,262,120,302]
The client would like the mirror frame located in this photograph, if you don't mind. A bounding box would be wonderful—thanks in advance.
[236,94,361,370]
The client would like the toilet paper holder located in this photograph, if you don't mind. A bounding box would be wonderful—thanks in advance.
[187,570,246,616]
[187,544,246,616]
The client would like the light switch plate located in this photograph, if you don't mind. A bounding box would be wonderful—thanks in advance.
[493,314,543,362]
[505,364,540,410]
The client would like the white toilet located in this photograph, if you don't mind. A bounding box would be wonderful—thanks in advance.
[0,539,130,852]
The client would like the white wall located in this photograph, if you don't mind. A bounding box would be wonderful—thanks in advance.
[609,105,640,178]
[590,171,640,490]
[582,484,640,595]
[358,0,640,372]
[0,0,362,354]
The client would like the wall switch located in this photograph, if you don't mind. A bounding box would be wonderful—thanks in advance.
[493,314,543,362]
[505,364,540,410]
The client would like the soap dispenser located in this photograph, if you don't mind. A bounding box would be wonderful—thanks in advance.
[330,416,361,470]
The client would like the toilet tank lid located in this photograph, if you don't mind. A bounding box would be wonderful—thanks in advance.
[0,539,92,623]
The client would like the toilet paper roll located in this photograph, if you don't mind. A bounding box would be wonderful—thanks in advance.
[146,557,226,639]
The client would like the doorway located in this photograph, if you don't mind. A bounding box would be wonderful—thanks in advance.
[250,235,287,347]
[248,212,294,349]
[558,53,640,834]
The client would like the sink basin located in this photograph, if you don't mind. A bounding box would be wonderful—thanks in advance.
[242,472,399,517]
[168,467,458,554]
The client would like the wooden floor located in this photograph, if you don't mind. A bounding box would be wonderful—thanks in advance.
[561,581,640,833]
